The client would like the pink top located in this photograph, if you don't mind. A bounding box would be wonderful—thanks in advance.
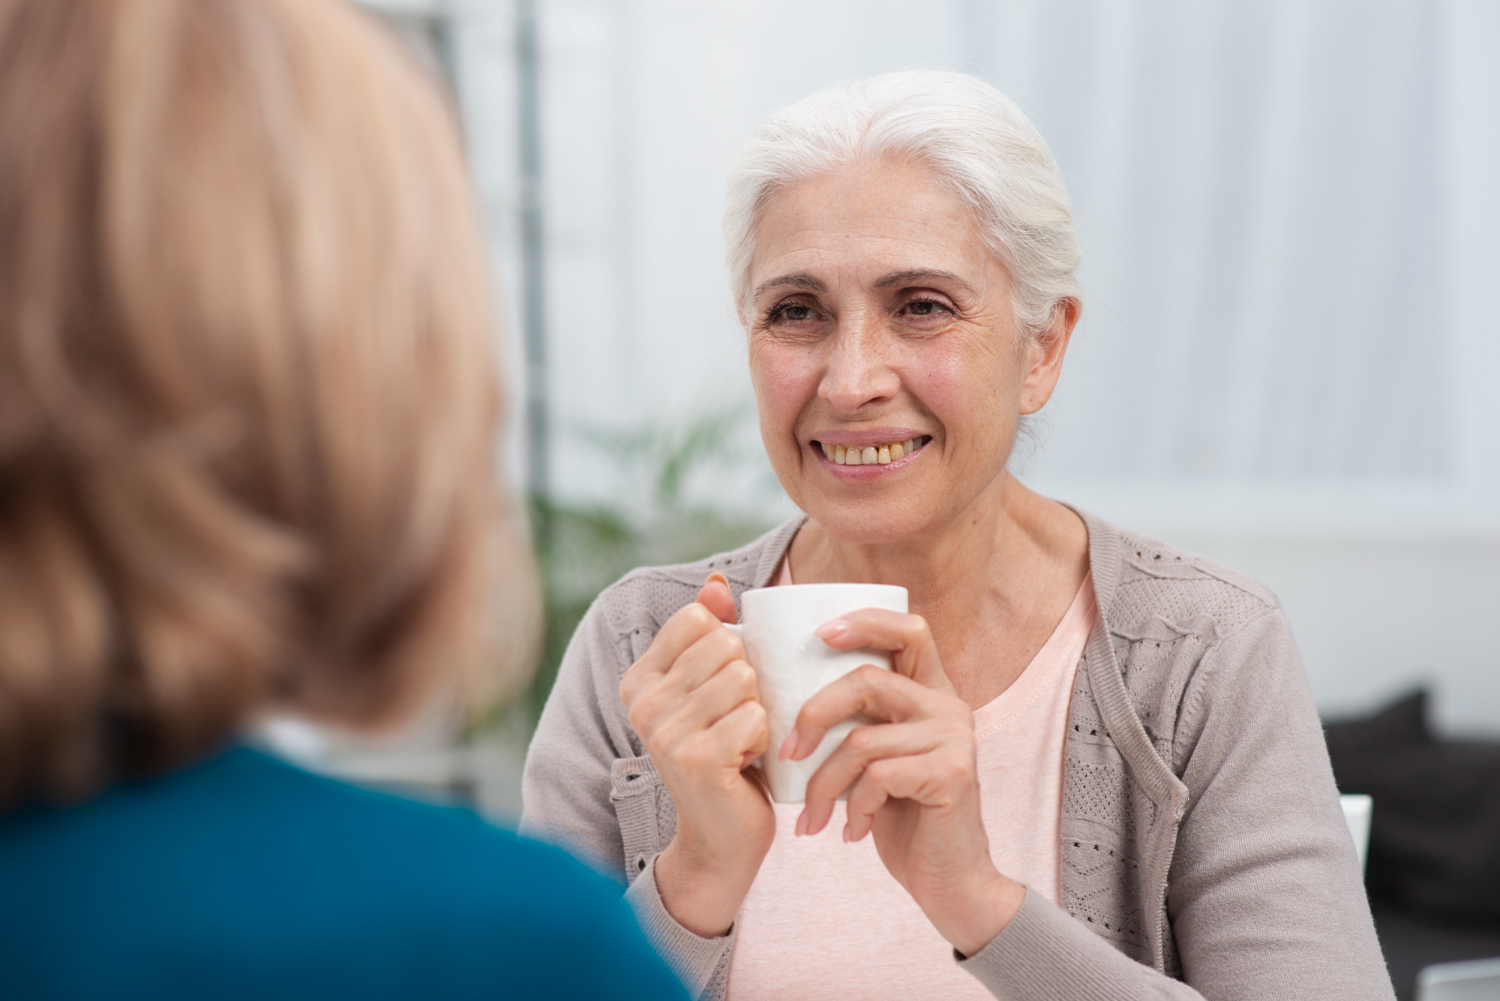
[725,562,1097,1000]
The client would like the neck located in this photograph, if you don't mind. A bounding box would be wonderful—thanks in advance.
[787,472,1089,701]
[796,474,1015,602]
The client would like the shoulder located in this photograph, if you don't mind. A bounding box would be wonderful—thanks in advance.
[250,759,686,997]
[585,517,801,646]
[2,748,684,997]
[239,753,669,977]
[2,746,604,901]
[1082,516,1301,765]
[1092,517,1282,646]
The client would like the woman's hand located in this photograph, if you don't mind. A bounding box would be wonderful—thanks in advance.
[786,610,1026,957]
[618,573,774,938]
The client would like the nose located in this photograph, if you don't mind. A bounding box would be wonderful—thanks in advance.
[818,310,899,414]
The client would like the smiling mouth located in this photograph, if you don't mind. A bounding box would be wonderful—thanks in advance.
[812,435,932,467]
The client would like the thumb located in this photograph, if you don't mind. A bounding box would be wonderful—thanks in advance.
[695,572,738,625]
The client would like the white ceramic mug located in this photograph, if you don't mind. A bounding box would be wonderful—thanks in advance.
[725,582,908,804]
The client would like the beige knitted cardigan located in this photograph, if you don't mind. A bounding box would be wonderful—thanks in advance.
[522,513,1394,1000]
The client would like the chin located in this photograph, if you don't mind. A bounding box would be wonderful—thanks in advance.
[803,495,935,547]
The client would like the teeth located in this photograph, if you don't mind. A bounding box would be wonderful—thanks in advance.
[820,436,929,466]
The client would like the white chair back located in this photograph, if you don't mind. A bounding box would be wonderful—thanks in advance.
[1340,793,1373,874]
[1415,957,1500,1000]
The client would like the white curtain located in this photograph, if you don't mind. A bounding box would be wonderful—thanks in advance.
[974,0,1499,530]
[443,0,1500,727]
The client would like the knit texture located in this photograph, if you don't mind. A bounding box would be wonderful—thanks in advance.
[522,513,1395,1001]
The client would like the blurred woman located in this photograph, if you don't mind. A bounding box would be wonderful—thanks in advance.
[523,72,1393,1000]
[0,0,684,997]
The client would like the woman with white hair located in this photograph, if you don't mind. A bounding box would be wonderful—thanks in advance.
[524,71,1394,1000]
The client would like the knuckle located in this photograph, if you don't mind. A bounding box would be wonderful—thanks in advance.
[806,770,841,802]
[619,661,647,699]
[932,758,957,787]
[714,700,747,734]
[702,628,740,664]
[942,712,974,740]
[939,752,972,787]
[855,663,887,686]
[639,717,672,756]
[627,700,661,739]
[848,785,879,814]
[676,738,711,772]
[729,661,757,690]
[625,695,649,731]
[645,730,675,763]
[682,603,717,630]
[844,726,874,754]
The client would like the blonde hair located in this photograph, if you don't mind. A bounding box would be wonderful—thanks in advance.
[0,0,535,807]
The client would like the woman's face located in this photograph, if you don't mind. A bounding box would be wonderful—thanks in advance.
[745,158,1072,545]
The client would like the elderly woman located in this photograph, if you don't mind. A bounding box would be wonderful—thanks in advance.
[523,71,1393,1000]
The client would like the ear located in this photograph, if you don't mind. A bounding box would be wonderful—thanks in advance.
[1018,297,1080,416]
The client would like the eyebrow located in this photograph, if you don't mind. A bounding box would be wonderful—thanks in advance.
[752,273,826,299]
[751,268,978,300]
[873,269,977,297]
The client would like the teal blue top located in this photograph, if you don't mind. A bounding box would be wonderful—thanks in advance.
[0,745,687,1000]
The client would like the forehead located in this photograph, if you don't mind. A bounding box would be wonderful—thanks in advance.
[749,158,990,287]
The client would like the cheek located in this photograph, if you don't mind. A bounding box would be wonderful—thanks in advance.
[749,341,820,433]
[897,337,1016,439]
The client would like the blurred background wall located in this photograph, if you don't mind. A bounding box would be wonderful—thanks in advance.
[370,0,1499,736]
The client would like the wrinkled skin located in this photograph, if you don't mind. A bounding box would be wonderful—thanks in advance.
[620,157,1088,955]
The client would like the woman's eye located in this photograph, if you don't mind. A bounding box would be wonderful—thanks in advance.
[903,299,949,317]
[767,301,819,324]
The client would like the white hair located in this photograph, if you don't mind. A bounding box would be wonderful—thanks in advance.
[724,70,1081,339]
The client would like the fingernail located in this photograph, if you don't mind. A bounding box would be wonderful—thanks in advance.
[842,823,853,843]
[795,810,808,837]
[816,618,849,640]
[779,733,798,761]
